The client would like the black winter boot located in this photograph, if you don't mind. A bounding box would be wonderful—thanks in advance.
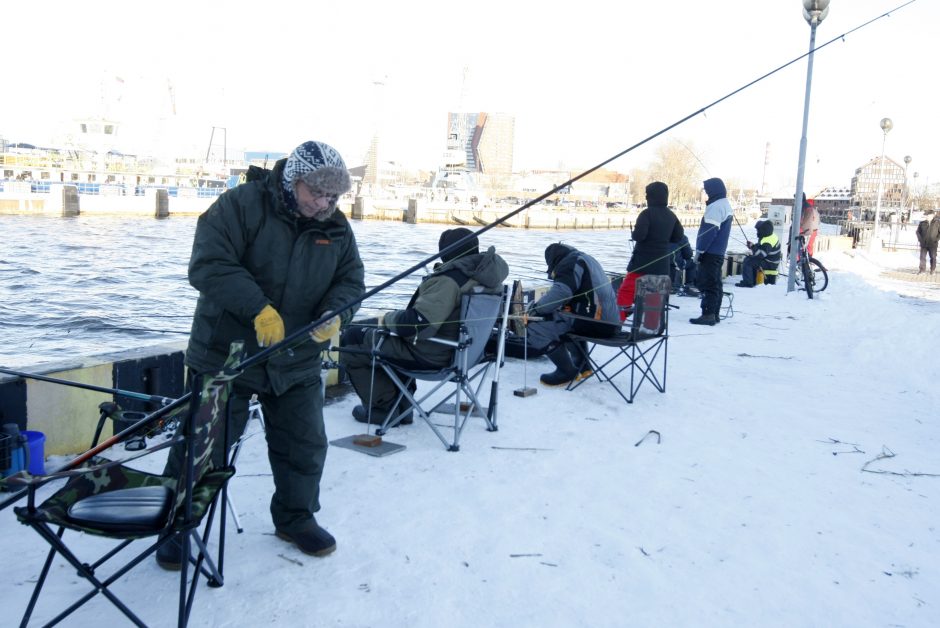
[689,313,718,326]
[539,343,580,387]
[570,340,592,380]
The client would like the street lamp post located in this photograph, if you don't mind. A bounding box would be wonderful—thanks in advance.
[903,155,912,224]
[787,0,830,293]
[871,117,892,250]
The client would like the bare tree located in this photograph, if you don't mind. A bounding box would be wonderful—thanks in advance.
[647,139,704,210]
[628,167,649,207]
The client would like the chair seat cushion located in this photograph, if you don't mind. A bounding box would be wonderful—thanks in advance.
[66,485,173,534]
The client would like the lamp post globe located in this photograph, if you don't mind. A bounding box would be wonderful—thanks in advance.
[803,0,830,24]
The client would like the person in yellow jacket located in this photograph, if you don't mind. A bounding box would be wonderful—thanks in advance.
[736,219,781,287]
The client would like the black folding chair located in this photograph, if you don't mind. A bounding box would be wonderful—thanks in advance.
[566,275,672,405]
[8,342,244,627]
[371,286,509,451]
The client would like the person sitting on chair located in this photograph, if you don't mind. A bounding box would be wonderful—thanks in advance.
[526,243,620,387]
[670,234,699,296]
[340,228,508,425]
[736,219,781,288]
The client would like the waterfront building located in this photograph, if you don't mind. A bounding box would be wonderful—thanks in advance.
[446,112,515,178]
[851,156,905,220]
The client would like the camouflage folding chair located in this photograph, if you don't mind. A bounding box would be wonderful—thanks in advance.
[8,342,244,628]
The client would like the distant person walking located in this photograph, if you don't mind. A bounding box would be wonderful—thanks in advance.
[616,181,684,320]
[916,209,940,274]
[690,177,733,326]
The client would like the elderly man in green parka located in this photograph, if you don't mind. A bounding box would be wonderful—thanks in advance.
[158,140,365,568]
[340,228,508,425]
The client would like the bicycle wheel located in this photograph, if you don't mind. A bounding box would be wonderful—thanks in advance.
[808,258,828,292]
[801,259,815,299]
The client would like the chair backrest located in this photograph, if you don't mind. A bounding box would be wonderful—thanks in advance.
[631,275,670,339]
[455,289,504,372]
[171,341,243,524]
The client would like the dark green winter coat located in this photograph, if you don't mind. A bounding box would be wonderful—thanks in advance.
[186,158,365,394]
[382,246,509,365]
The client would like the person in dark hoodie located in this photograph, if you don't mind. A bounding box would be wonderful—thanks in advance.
[691,177,733,325]
[158,140,365,568]
[340,228,509,424]
[616,181,684,320]
[670,234,699,296]
[736,219,781,287]
[526,243,619,386]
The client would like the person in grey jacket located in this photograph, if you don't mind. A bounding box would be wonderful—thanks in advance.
[527,243,619,386]
[340,228,509,425]
[158,140,364,568]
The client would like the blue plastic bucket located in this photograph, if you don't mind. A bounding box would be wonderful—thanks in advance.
[24,430,45,475]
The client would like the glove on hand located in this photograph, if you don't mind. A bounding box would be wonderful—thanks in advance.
[310,314,341,343]
[254,305,285,347]
[694,251,703,263]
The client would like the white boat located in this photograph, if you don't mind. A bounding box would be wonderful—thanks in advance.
[1,119,241,202]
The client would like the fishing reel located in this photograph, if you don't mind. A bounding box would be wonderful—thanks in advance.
[96,402,179,451]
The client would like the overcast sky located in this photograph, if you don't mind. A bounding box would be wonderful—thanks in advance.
[1,0,936,192]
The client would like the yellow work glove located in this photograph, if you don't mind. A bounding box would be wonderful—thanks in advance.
[254,305,285,347]
[310,314,341,344]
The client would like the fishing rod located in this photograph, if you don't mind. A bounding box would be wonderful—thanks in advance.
[486,284,513,426]
[0,367,176,405]
[733,215,751,244]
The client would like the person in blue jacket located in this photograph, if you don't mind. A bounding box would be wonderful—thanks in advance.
[691,177,733,325]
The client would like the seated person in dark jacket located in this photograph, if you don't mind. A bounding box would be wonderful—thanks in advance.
[340,228,509,425]
[670,234,699,296]
[526,243,620,387]
[736,219,781,287]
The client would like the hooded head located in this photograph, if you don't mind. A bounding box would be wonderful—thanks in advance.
[281,141,351,220]
[756,219,774,238]
[438,227,479,263]
[544,243,575,276]
[802,193,816,212]
[645,181,669,208]
[703,178,727,204]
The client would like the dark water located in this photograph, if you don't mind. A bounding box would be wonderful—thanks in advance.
[0,213,744,369]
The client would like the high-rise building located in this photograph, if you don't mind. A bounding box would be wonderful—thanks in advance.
[446,112,515,177]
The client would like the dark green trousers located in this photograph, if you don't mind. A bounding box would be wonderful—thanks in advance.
[165,373,328,532]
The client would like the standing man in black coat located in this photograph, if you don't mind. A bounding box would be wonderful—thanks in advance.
[616,181,684,319]
[916,210,940,274]
[157,140,365,569]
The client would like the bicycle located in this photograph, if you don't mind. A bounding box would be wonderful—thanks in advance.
[792,232,828,298]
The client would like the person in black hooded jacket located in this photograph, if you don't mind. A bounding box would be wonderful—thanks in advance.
[616,181,683,320]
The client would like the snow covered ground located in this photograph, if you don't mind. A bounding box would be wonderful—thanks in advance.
[2,243,938,628]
